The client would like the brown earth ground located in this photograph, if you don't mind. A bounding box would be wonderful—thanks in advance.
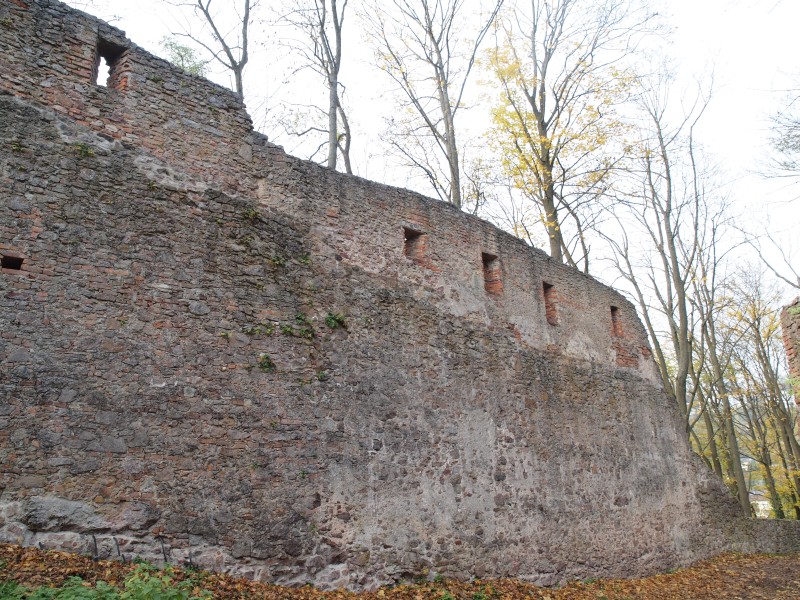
[1,543,799,599]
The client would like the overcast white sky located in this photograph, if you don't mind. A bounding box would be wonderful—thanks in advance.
[663,0,799,302]
[65,0,799,299]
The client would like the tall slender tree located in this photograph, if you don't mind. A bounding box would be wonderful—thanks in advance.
[364,0,504,209]
[169,0,256,98]
[726,271,800,518]
[278,0,352,173]
[602,74,754,515]
[486,0,654,269]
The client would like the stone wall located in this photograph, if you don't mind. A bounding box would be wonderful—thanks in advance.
[781,298,800,431]
[1,0,799,590]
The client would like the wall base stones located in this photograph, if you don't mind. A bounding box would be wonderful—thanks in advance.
[2,0,800,591]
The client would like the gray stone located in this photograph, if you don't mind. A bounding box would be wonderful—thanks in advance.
[189,302,210,315]
[238,143,253,162]
[6,350,29,363]
[108,502,161,532]
[69,460,100,475]
[58,389,77,403]
[7,197,30,211]
[21,497,109,532]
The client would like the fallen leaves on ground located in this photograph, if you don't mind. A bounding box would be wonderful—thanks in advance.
[1,543,799,599]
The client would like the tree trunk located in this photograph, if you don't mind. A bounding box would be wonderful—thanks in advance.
[702,405,724,480]
[430,17,461,209]
[327,74,338,170]
[762,458,785,519]
[708,348,751,515]
[338,104,352,174]
[234,68,244,99]
[542,176,563,261]
[775,434,800,519]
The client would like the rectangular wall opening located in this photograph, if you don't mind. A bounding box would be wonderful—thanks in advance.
[94,39,127,88]
[1,255,24,271]
[543,282,558,325]
[482,253,503,296]
[611,306,622,337]
[403,228,427,264]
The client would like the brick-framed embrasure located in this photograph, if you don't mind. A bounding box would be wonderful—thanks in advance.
[482,252,503,296]
[94,38,128,89]
[403,227,427,265]
[543,282,558,325]
[610,305,622,337]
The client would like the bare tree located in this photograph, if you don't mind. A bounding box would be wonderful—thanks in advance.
[749,83,800,290]
[486,0,655,268]
[602,73,753,516]
[168,0,256,98]
[278,0,352,173]
[728,271,800,518]
[769,85,800,181]
[744,231,800,292]
[694,243,753,516]
[364,0,505,209]
[604,74,708,420]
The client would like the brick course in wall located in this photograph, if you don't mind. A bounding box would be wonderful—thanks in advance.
[1,0,800,590]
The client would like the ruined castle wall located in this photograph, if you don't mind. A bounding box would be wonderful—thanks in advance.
[781,298,800,425]
[1,0,799,591]
[0,0,656,381]
[0,0,254,193]
[252,144,658,377]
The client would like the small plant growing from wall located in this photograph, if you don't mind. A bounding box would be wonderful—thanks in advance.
[278,317,316,340]
[290,313,315,339]
[257,353,276,373]
[74,143,95,157]
[243,322,274,336]
[269,255,286,267]
[242,207,257,221]
[325,312,346,329]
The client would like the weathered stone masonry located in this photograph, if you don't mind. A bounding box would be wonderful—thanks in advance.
[781,298,800,433]
[1,0,800,590]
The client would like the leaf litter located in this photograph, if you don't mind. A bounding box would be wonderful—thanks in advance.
[1,544,799,599]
